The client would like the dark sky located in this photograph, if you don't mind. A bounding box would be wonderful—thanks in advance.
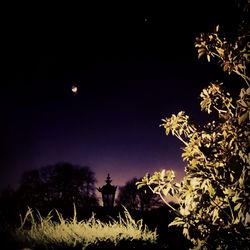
[1,1,239,189]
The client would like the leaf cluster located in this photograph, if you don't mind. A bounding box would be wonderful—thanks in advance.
[195,25,250,84]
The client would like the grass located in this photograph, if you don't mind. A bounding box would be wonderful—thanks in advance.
[14,205,157,249]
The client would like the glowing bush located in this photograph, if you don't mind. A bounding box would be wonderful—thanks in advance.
[137,2,250,249]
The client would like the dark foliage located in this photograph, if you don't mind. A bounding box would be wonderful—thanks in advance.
[0,162,98,225]
[116,177,163,211]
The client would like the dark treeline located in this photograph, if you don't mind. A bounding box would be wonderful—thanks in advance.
[1,162,167,222]
[116,177,164,211]
[0,162,188,249]
[0,163,98,223]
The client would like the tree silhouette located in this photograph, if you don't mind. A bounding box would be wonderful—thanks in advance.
[16,162,98,215]
[0,186,17,225]
[116,177,163,211]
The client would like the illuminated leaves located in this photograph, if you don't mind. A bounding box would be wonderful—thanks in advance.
[161,111,193,136]
[160,111,197,148]
[168,217,185,227]
[200,82,235,119]
[138,56,249,250]
[195,27,250,84]
[237,87,250,124]
[138,2,250,249]
[136,170,177,195]
[136,170,180,212]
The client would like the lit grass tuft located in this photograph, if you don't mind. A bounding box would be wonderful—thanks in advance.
[16,205,157,249]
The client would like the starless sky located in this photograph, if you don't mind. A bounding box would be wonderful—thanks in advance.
[1,1,240,190]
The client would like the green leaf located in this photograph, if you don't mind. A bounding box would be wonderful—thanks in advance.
[169,218,185,227]
[207,54,211,62]
[234,203,241,211]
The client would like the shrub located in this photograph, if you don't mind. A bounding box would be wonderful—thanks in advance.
[137,2,250,249]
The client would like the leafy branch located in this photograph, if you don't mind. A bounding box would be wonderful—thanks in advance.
[137,5,250,248]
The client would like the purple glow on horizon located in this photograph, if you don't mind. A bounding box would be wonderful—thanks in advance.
[1,0,234,192]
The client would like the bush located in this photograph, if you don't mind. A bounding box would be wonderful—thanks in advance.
[137,1,250,249]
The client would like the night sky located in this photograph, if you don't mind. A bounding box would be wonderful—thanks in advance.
[1,1,239,190]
